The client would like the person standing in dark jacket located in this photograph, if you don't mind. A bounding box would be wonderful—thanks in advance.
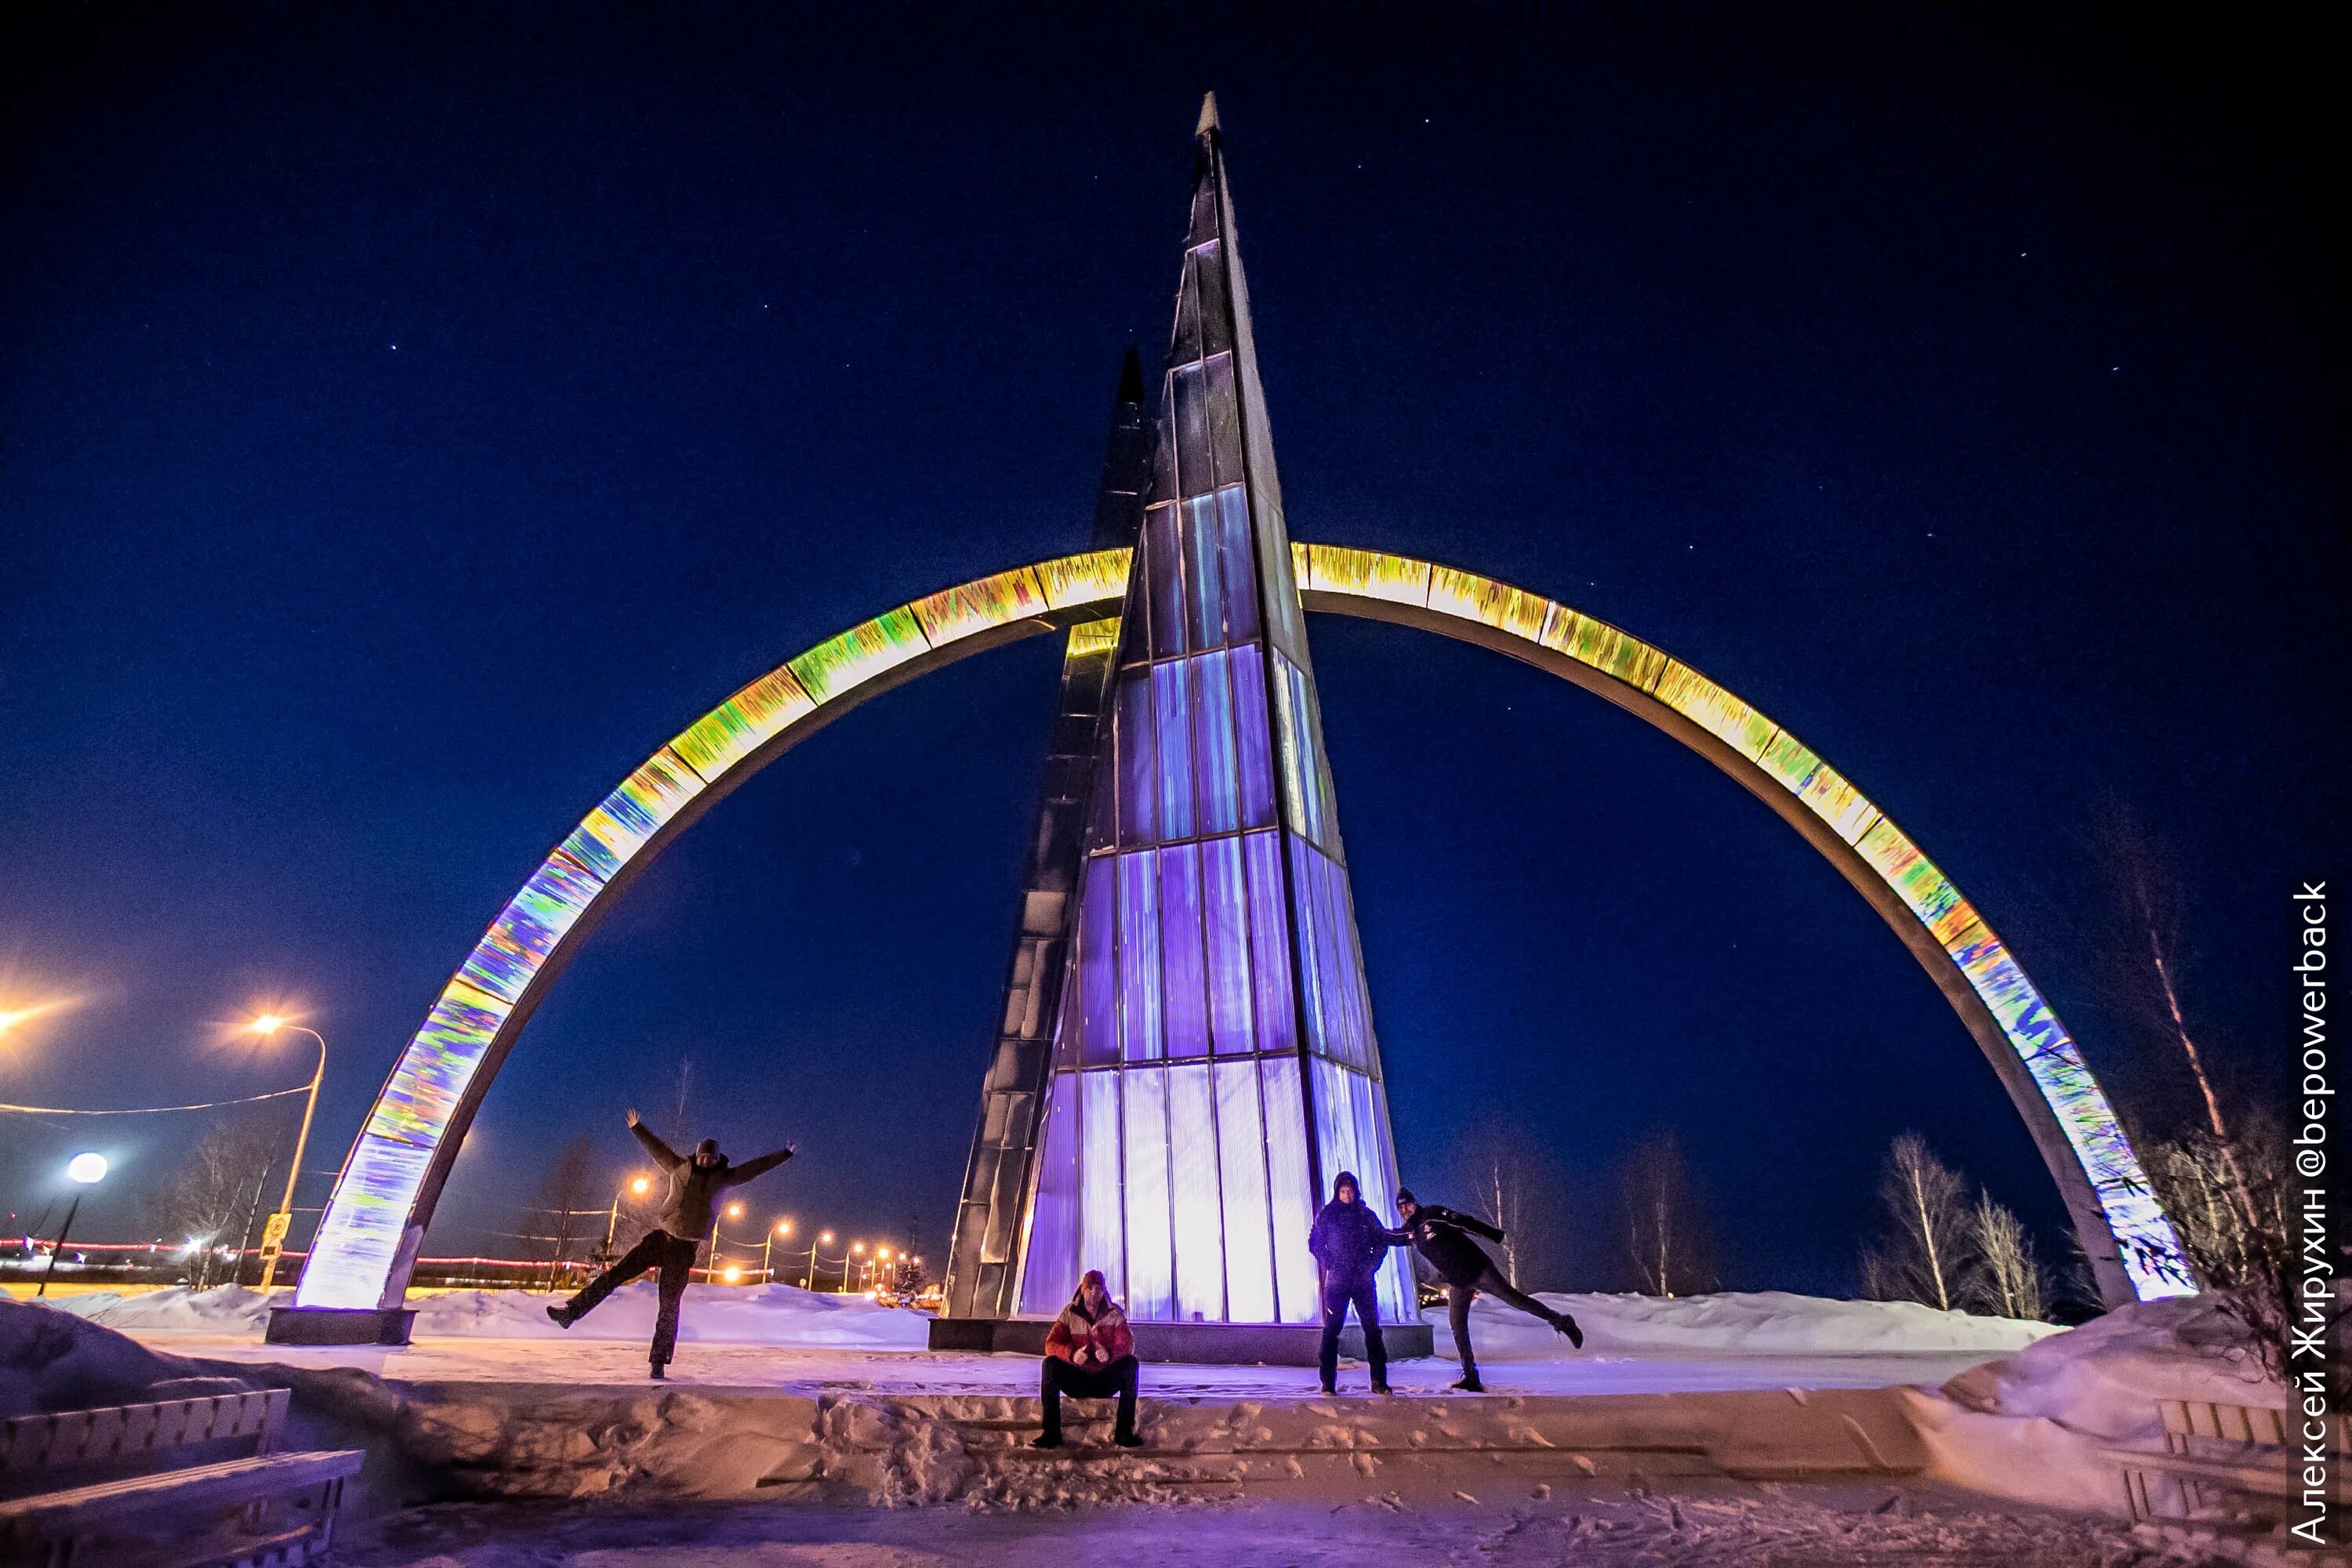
[547,1109,794,1378]
[1306,1171,1403,1395]
[1396,1187,1581,1392]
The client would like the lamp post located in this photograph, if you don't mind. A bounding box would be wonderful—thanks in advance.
[37,1152,108,1298]
[248,1016,326,1291]
[762,1219,792,1283]
[808,1230,833,1290]
[710,1200,743,1278]
[603,1174,653,1257]
[847,1240,865,1294]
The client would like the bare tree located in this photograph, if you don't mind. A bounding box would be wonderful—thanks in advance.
[1862,1133,1974,1311]
[1485,1155,1528,1287]
[529,1134,597,1292]
[1966,1192,2048,1321]
[158,1125,277,1292]
[1617,1131,1714,1297]
[2147,1120,2301,1380]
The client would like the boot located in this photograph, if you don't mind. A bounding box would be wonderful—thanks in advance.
[1031,1432,1064,1450]
[648,1361,666,1381]
[1450,1373,1484,1393]
[1553,1312,1584,1349]
[1113,1430,1144,1449]
[546,1303,573,1329]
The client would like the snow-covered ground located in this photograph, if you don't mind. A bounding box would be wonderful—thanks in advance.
[7,1286,2285,1563]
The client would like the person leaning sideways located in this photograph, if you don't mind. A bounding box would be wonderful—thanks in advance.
[546,1109,793,1380]
[1035,1269,1144,1449]
[1307,1170,1403,1396]
[1396,1185,1581,1393]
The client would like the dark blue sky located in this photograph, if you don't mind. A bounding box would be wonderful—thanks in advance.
[2,6,2339,1295]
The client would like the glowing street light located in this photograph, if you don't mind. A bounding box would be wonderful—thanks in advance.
[38,1152,108,1297]
[247,1014,327,1291]
[601,1173,657,1257]
[760,1219,794,1284]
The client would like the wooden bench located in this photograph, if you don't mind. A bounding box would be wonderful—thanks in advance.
[0,1389,363,1568]
[2107,1398,2348,1528]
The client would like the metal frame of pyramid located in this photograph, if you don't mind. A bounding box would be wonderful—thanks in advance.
[938,100,1427,1359]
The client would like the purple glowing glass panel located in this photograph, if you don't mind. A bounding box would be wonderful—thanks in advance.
[1217,486,1258,644]
[1212,1059,1276,1321]
[292,1136,436,1308]
[1242,830,1295,1055]
[1159,843,1209,1060]
[1167,1062,1225,1321]
[1230,642,1276,829]
[1172,361,1209,499]
[1075,854,1118,1068]
[458,849,604,1005]
[1116,673,1156,848]
[1080,1070,1124,1303]
[1192,651,1240,836]
[1019,1074,1081,1313]
[1200,834,1254,1054]
[1122,1066,1174,1319]
[1206,353,1244,488]
[1116,851,1163,1062]
[1260,1054,1319,1324]
[1152,659,1195,842]
[1287,835,1331,1061]
[1185,496,1225,651]
[1146,508,1185,659]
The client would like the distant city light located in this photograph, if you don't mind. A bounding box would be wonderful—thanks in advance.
[66,1152,107,1184]
[720,1265,742,1284]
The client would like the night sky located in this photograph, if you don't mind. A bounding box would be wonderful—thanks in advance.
[2,6,2339,1298]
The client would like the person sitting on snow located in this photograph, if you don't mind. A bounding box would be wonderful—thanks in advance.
[1308,1170,1406,1396]
[546,1109,793,1380]
[1034,1269,1143,1450]
[1396,1186,1581,1393]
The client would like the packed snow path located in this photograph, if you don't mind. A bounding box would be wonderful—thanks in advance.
[343,1486,2172,1567]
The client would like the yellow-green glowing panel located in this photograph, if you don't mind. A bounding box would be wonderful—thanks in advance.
[671,666,818,782]
[1541,606,1668,691]
[912,567,1052,649]
[1795,760,1880,845]
[789,604,928,704]
[1068,617,1122,659]
[1856,817,1971,940]
[1428,566,1550,644]
[1303,545,1432,607]
[558,748,707,880]
[1036,548,1134,611]
[1654,662,1777,763]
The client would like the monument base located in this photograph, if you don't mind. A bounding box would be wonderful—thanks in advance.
[927,1316,1432,1365]
[264,1306,417,1346]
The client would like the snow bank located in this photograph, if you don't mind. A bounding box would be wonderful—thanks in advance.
[1908,1294,2286,1515]
[54,1281,932,1349]
[0,1298,256,1417]
[1432,1290,2060,1361]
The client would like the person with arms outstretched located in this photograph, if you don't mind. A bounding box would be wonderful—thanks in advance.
[547,1109,794,1379]
[1396,1186,1581,1392]
[1308,1171,1403,1396]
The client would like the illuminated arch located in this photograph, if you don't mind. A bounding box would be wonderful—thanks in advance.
[294,546,2188,1315]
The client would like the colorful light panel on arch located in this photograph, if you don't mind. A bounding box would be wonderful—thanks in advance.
[293,561,1126,1312]
[1291,543,2190,1298]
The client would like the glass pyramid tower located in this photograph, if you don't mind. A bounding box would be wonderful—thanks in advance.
[989,97,1413,1326]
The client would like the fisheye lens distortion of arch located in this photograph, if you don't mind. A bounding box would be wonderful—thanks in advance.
[292,544,2189,1316]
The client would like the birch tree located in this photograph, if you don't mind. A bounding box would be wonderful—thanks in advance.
[1862,1133,1973,1311]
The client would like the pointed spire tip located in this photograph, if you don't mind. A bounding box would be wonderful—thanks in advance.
[1196,92,1219,135]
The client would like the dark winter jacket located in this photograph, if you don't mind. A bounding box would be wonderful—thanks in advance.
[1308,1174,1401,1290]
[632,1123,793,1240]
[1401,1204,1505,1288]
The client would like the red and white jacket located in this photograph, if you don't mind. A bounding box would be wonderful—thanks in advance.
[1044,1296,1134,1370]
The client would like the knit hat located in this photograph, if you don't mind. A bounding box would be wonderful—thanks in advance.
[1395,1187,1417,1206]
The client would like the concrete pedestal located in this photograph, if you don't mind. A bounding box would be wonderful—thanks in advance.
[264,1306,417,1345]
[927,1316,1432,1365]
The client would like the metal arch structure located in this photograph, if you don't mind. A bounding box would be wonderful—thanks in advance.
[286,545,2190,1323]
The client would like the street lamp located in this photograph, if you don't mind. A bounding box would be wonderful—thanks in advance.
[848,1240,865,1295]
[809,1229,834,1290]
[761,1219,792,1283]
[248,1015,327,1291]
[601,1174,655,1257]
[37,1152,108,1297]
